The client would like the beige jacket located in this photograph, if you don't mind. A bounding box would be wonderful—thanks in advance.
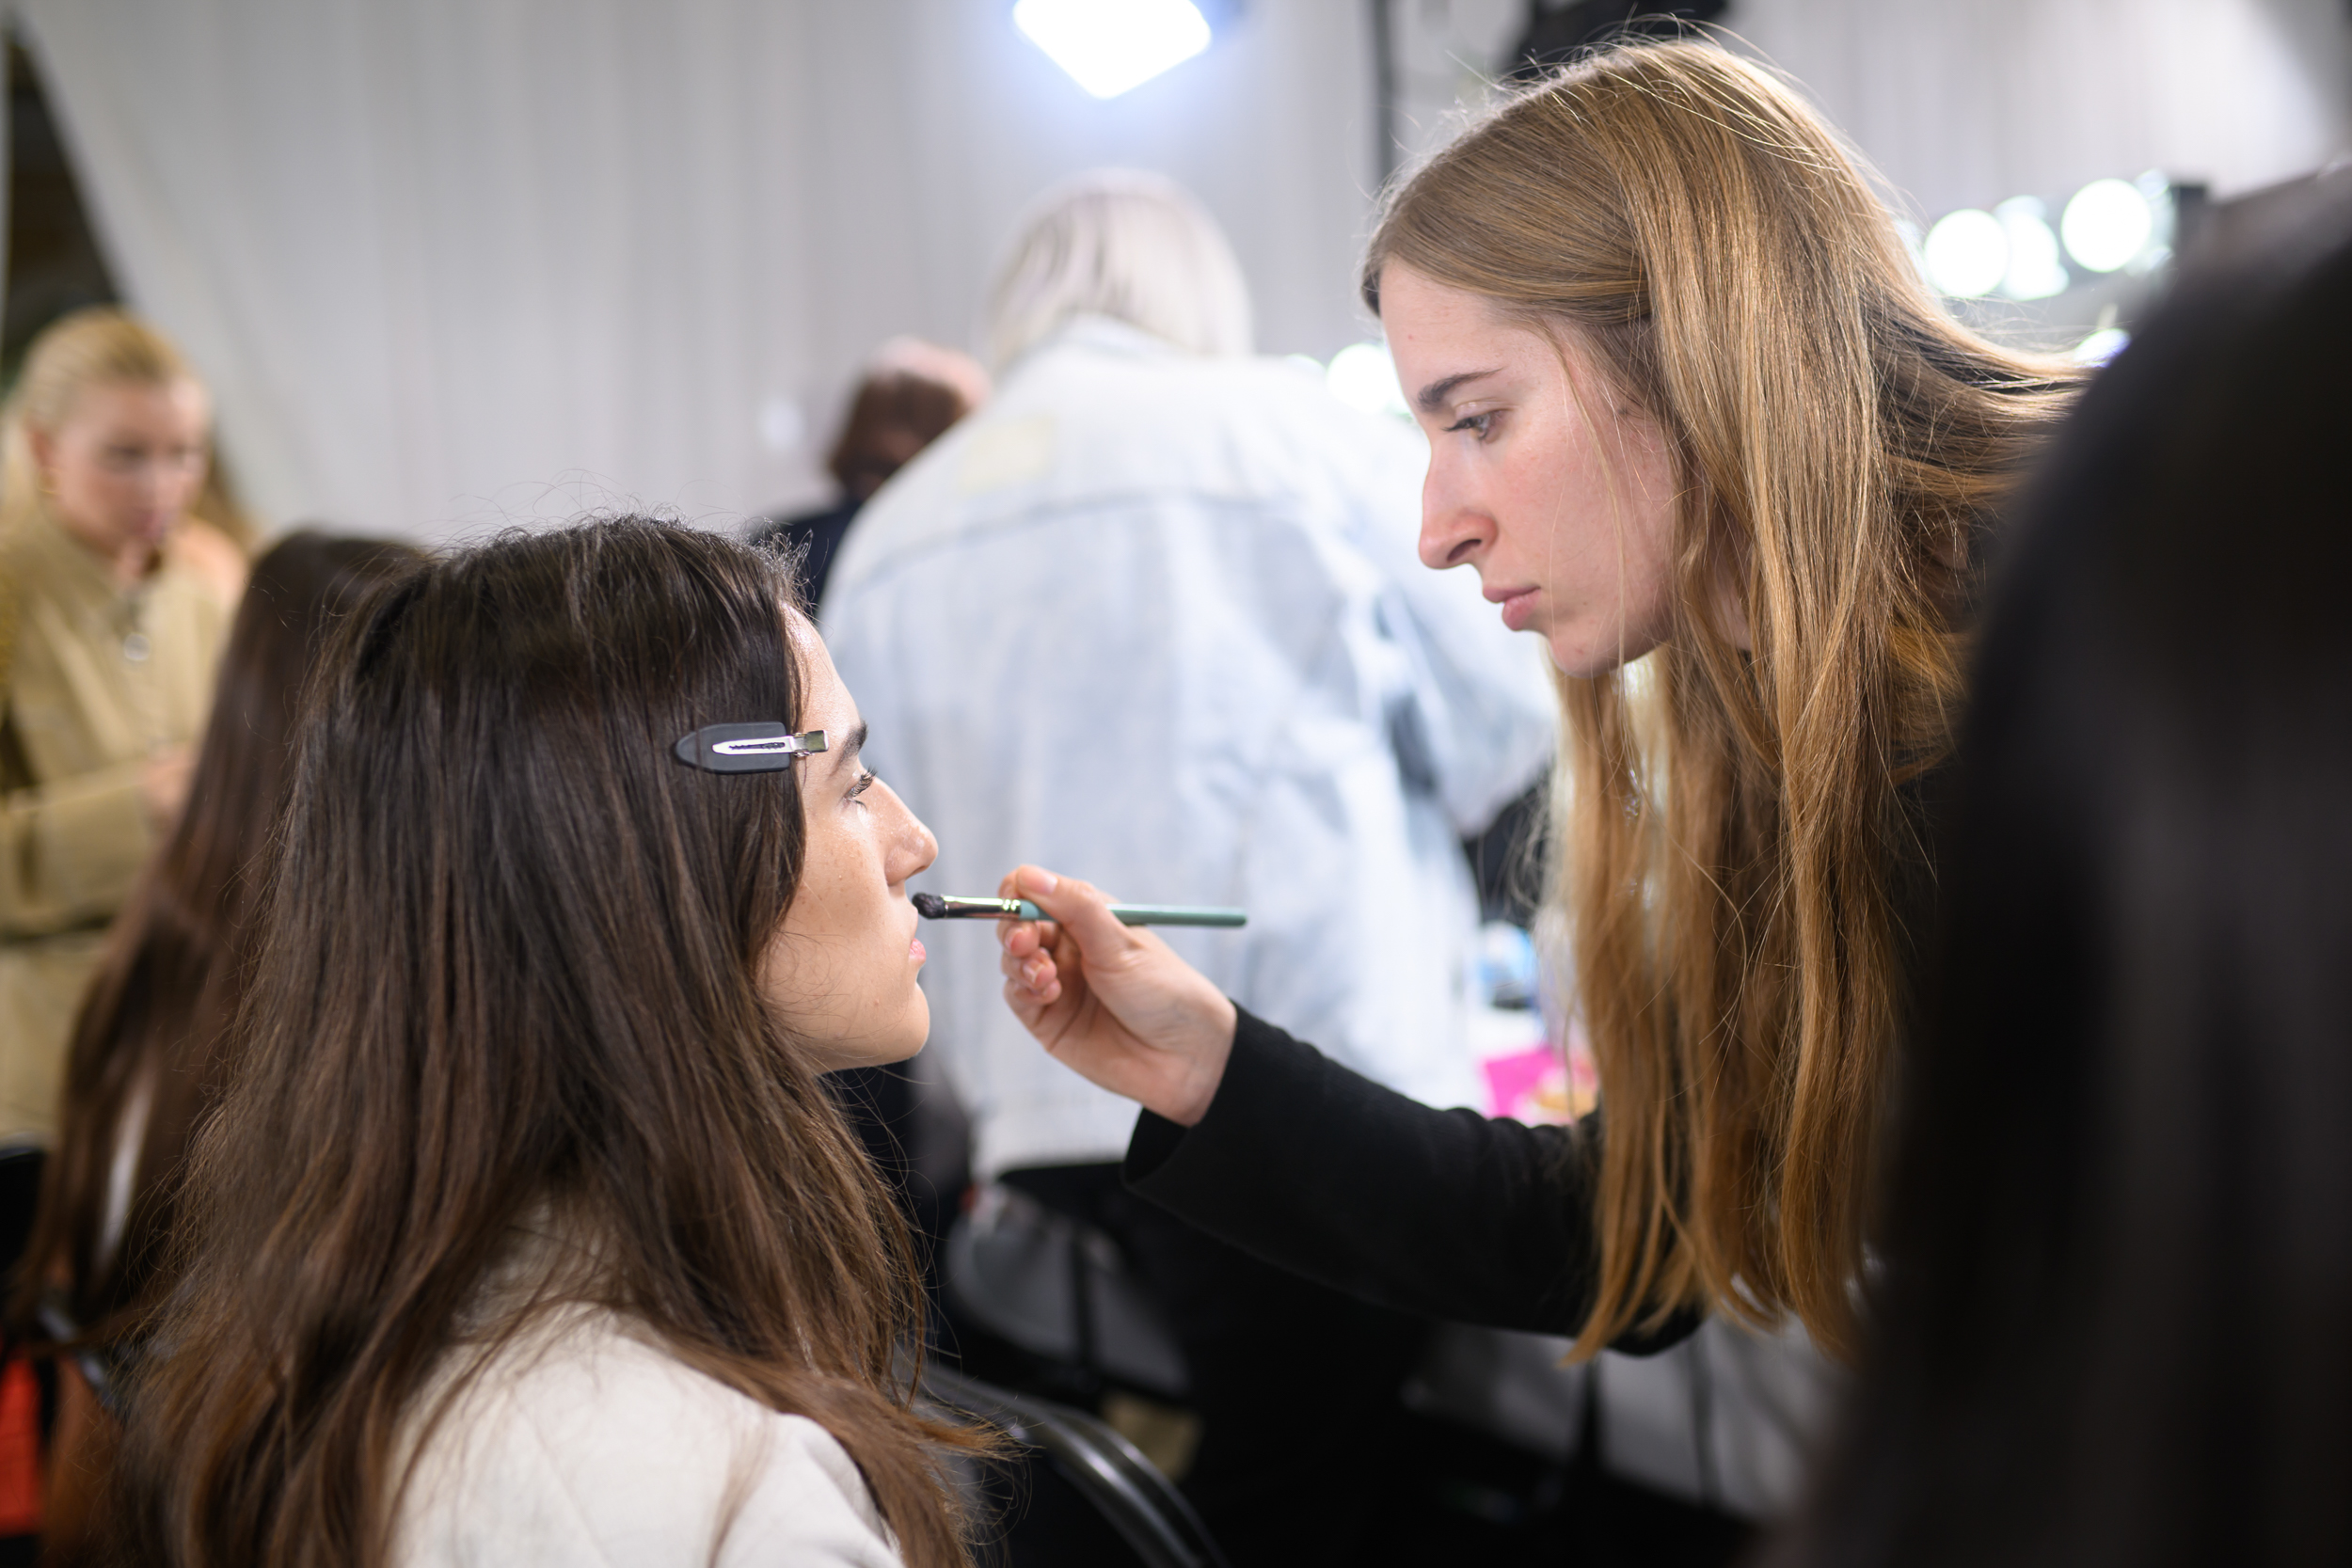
[0,516,233,1147]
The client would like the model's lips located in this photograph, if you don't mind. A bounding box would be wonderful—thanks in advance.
[910,936,927,965]
[1486,584,1540,631]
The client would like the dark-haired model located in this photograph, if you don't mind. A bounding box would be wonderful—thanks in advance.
[108,520,983,1567]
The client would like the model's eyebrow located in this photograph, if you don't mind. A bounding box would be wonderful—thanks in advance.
[829,721,868,777]
[1416,368,1505,415]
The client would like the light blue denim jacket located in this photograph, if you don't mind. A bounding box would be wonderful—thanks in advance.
[823,318,1556,1178]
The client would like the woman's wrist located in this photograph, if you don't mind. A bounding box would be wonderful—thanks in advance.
[1163,991,1239,1127]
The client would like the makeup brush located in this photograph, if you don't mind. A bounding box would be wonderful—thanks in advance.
[912,893,1246,928]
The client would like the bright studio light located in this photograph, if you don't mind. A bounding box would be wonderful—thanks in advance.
[1994,197,2069,300]
[2061,178,2155,273]
[1922,208,2008,298]
[2074,326,2131,366]
[1014,0,1213,99]
[1326,341,1407,418]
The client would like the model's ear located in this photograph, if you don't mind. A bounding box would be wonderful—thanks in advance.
[25,423,56,483]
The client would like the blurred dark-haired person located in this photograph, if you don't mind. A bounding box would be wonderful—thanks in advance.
[1769,202,2352,1568]
[110,518,985,1568]
[0,309,249,1164]
[754,339,989,610]
[9,531,422,1558]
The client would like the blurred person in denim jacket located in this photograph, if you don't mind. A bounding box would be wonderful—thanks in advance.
[822,170,1554,1565]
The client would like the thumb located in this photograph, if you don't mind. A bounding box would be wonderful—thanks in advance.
[1011,866,1130,956]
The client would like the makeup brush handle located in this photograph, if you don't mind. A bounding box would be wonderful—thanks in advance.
[923,894,1245,927]
[1104,903,1248,928]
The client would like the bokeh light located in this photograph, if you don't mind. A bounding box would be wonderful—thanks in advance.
[1326,341,1408,419]
[1923,209,2009,298]
[1995,197,2070,300]
[2061,178,2155,273]
[2074,327,2131,366]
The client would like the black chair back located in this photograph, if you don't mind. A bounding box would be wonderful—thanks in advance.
[922,1365,1229,1568]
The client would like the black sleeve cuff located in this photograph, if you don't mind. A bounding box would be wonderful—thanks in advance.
[1118,1003,1703,1353]
[1121,1003,1303,1191]
[1126,1106,1188,1180]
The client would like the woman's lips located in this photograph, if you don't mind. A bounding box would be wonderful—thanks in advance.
[1492,586,1539,631]
[910,937,927,965]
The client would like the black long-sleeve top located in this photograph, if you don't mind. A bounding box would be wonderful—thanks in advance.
[1126,1004,1635,1336]
[1121,760,1958,1352]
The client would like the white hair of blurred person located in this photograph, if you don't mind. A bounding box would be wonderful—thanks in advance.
[986,169,1254,369]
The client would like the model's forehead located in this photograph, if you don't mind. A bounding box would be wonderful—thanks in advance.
[788,616,858,730]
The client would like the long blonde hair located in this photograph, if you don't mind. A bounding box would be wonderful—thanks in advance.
[1365,40,2075,1357]
[1,307,252,546]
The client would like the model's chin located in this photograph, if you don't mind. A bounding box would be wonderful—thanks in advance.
[810,998,930,1074]
[883,992,931,1064]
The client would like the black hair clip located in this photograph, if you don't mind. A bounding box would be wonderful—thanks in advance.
[672,723,828,774]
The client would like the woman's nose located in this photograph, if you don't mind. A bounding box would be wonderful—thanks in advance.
[887,790,939,885]
[1420,480,1494,571]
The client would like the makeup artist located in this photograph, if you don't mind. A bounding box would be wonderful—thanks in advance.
[997,40,2077,1362]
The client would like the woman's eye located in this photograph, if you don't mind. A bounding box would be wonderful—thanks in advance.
[1446,412,1497,441]
[845,770,877,804]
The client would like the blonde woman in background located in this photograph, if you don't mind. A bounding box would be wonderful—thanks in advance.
[0,309,246,1154]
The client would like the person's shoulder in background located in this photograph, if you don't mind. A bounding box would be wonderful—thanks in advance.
[163,519,249,609]
[830,323,1425,601]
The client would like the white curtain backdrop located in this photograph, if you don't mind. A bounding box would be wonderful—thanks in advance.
[15,0,2351,542]
[1733,0,2352,223]
[1392,0,2352,221]
[13,0,1383,539]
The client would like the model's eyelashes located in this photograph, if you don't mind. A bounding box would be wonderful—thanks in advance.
[1445,411,1499,440]
[845,769,877,803]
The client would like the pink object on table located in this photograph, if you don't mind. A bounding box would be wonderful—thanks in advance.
[1480,1034,1598,1125]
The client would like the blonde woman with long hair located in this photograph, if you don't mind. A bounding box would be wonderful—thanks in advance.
[0,309,247,1153]
[993,39,2075,1363]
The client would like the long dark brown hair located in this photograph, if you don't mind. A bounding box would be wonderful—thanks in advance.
[111,517,980,1566]
[1364,40,2076,1356]
[12,531,424,1343]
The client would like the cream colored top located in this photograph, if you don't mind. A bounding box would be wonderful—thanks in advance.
[392,1235,904,1567]
[0,515,233,1145]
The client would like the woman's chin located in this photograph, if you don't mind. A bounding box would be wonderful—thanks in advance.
[1548,625,1661,680]
[863,1002,931,1068]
